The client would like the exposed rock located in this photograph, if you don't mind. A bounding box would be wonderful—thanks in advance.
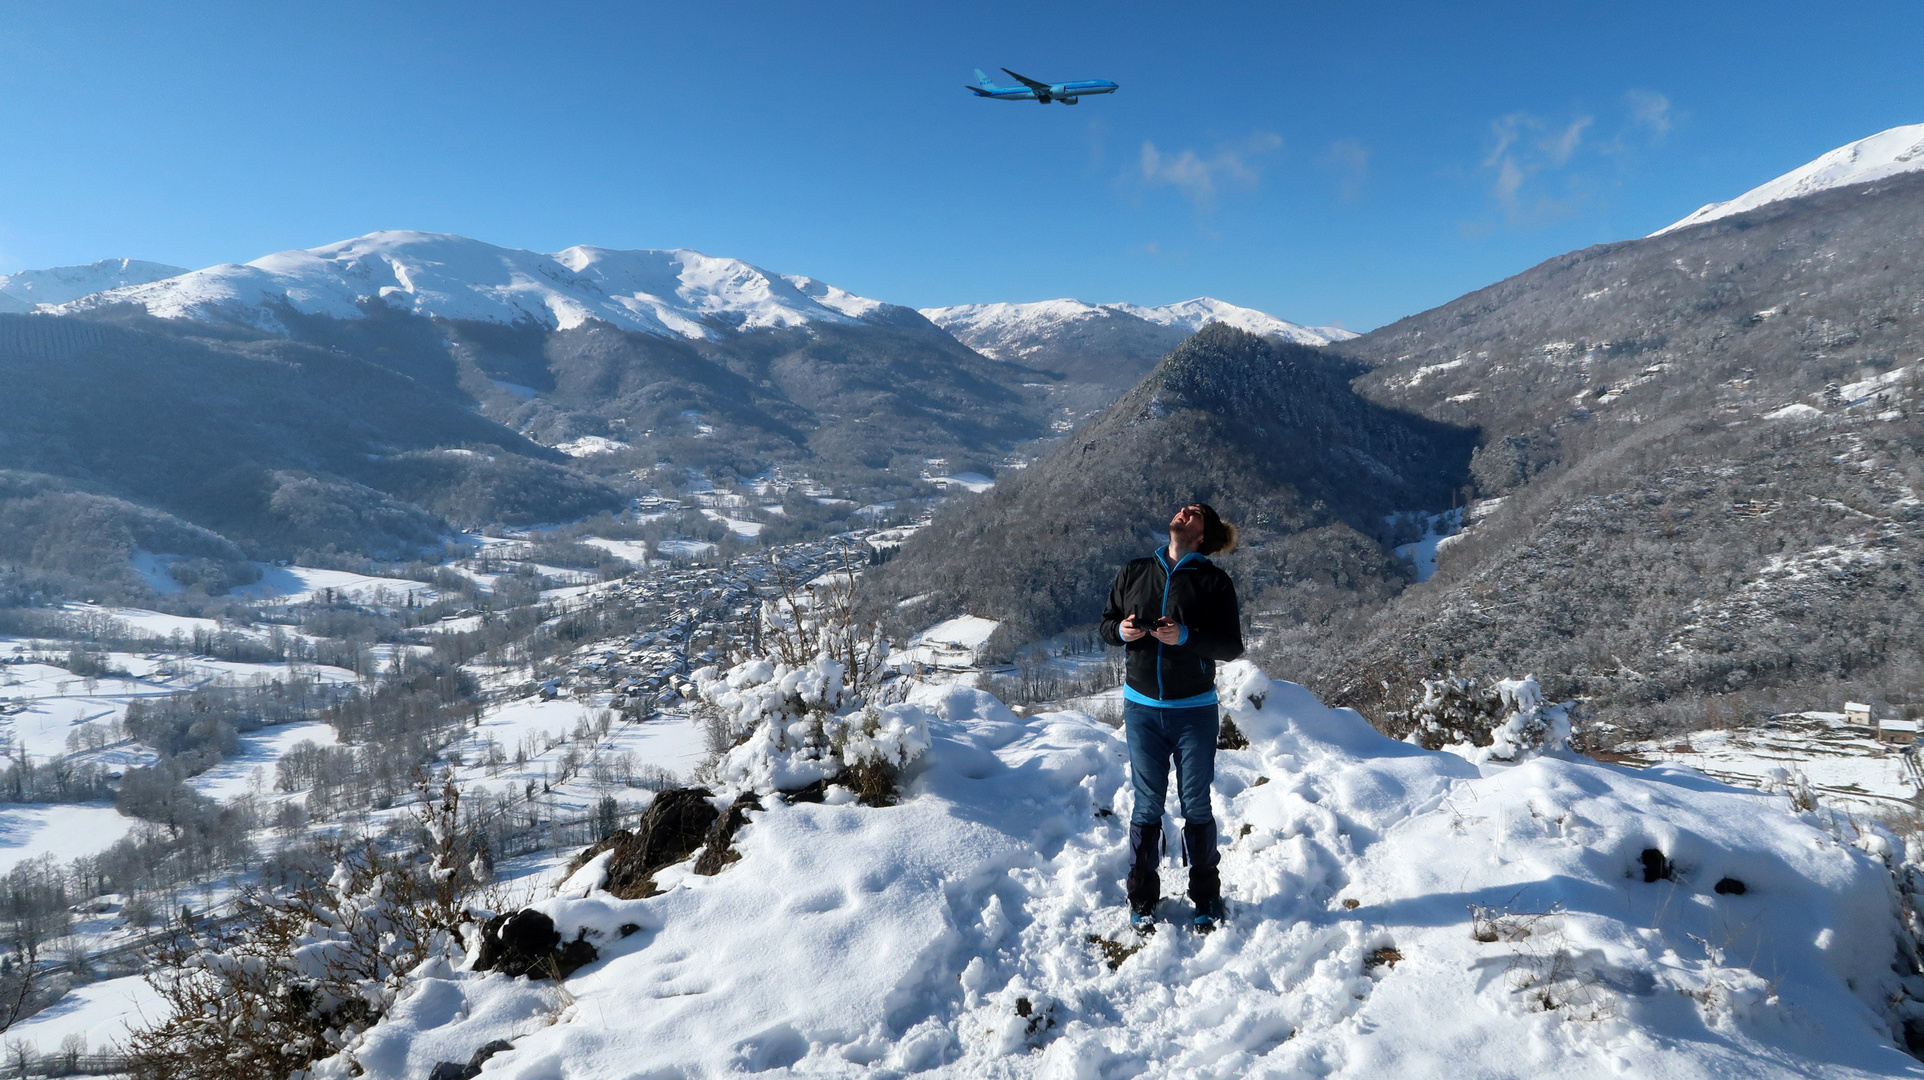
[781,779,828,804]
[473,909,599,980]
[426,1039,515,1080]
[1639,848,1674,883]
[693,792,761,876]
[1217,717,1250,750]
[565,787,719,899]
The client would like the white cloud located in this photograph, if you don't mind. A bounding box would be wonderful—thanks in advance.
[1626,90,1672,139]
[1320,139,1370,200]
[1138,132,1282,211]
[1546,116,1592,166]
[1481,111,1596,223]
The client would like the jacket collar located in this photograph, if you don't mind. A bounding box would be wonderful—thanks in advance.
[1155,548,1207,572]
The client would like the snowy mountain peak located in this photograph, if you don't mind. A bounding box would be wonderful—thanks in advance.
[921,296,1353,361]
[0,257,187,313]
[1114,296,1354,342]
[52,231,905,341]
[1654,122,1924,235]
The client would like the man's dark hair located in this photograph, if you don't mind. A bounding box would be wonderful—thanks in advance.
[1195,503,1238,555]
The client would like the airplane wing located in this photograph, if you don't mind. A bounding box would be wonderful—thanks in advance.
[1000,68,1052,92]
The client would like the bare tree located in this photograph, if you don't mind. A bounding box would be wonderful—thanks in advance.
[126,773,479,1080]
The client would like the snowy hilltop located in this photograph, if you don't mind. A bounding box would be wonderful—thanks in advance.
[0,258,185,314]
[50,231,913,340]
[923,297,1353,362]
[1654,122,1924,235]
[309,662,1921,1078]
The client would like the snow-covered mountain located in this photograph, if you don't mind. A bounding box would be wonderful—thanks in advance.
[1654,122,1924,235]
[922,297,1352,364]
[1113,296,1355,342]
[52,231,915,340]
[0,257,185,314]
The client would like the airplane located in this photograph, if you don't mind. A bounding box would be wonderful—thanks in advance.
[965,67,1118,105]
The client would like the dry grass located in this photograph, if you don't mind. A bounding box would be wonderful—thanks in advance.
[1086,934,1144,971]
[1363,946,1402,972]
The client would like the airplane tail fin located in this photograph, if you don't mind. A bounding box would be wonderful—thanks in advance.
[973,68,996,89]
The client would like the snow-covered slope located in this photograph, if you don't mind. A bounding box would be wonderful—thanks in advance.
[52,231,911,341]
[327,665,1920,1079]
[1654,122,1924,235]
[923,297,1352,363]
[1115,296,1355,343]
[0,257,186,313]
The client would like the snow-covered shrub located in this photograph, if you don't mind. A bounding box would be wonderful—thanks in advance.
[1760,765,1820,813]
[1486,676,1572,761]
[693,547,926,803]
[1387,675,1505,749]
[126,777,481,1080]
[1388,674,1570,762]
[695,657,931,803]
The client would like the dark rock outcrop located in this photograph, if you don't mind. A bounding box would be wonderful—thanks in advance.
[473,909,599,979]
[566,787,720,899]
[426,1039,515,1080]
[693,792,761,875]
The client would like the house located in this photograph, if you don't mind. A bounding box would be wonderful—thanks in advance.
[1878,717,1920,746]
[1845,701,1873,726]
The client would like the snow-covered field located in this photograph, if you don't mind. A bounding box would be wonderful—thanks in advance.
[0,803,135,874]
[0,649,357,764]
[58,603,221,640]
[580,537,651,565]
[327,665,1923,1079]
[125,555,438,607]
[894,614,1001,670]
[655,539,718,559]
[232,565,437,605]
[701,508,763,539]
[1620,713,1923,812]
[190,720,340,802]
[4,974,163,1053]
[925,471,995,494]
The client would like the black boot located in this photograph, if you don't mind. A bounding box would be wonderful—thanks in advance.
[1184,821,1224,930]
[1126,822,1162,922]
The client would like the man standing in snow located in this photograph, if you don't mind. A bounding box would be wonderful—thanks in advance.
[1100,503,1243,931]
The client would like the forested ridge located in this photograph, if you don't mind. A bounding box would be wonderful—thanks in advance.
[862,324,1474,650]
[1294,170,1924,735]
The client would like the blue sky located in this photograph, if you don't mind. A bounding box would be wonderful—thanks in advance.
[1,1,1920,330]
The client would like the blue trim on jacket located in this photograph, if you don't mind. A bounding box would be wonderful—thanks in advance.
[1123,684,1219,709]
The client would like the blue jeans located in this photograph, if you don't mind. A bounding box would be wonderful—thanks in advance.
[1123,701,1218,826]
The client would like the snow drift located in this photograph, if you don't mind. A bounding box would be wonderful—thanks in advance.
[322,664,1921,1079]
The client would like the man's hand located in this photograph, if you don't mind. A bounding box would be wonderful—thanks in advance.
[1150,616,1184,645]
[1118,613,1147,642]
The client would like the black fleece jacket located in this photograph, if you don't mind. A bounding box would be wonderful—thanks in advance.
[1099,550,1244,703]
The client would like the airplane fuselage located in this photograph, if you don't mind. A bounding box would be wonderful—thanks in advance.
[969,77,1118,105]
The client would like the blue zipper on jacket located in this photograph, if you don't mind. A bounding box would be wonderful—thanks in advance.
[1155,549,1203,701]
